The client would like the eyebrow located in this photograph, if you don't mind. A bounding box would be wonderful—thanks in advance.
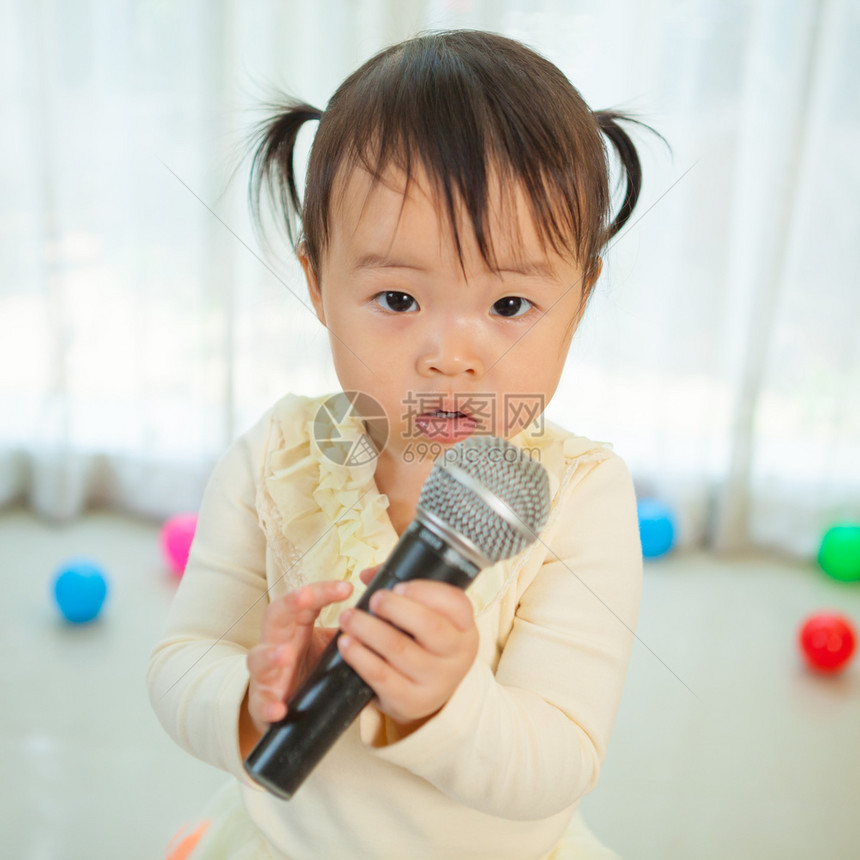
[353,254,428,272]
[354,254,556,279]
[495,260,556,278]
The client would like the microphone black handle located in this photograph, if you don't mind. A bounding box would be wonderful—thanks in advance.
[243,518,480,800]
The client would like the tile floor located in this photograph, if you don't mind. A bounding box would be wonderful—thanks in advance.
[1,506,859,859]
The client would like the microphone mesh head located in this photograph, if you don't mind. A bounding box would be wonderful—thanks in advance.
[418,435,551,564]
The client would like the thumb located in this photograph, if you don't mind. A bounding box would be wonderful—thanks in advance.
[359,565,383,586]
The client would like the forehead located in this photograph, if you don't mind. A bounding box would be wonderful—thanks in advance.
[327,162,564,273]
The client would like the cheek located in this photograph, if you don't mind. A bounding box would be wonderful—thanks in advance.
[349,315,420,366]
[500,347,565,406]
[329,337,403,397]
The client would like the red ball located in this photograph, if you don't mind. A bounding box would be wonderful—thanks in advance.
[798,613,857,673]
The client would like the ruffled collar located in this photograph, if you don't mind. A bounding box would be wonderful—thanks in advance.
[257,392,605,625]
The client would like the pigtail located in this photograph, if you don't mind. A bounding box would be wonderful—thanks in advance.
[245,99,323,253]
[593,110,669,241]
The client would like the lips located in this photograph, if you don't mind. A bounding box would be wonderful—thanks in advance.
[431,409,467,419]
[415,408,479,443]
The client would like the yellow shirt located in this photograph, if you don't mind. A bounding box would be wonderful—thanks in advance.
[148,392,642,859]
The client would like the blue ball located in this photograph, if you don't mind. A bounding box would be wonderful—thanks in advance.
[637,499,676,559]
[53,559,109,623]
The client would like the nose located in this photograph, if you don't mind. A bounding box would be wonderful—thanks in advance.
[416,320,484,379]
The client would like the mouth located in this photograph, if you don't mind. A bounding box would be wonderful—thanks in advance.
[432,409,468,419]
[415,408,479,443]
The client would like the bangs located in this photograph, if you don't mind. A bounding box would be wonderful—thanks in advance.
[304,31,609,274]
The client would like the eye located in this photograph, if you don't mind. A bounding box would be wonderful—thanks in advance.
[491,296,534,318]
[374,291,419,313]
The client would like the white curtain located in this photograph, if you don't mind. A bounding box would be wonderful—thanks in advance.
[1,0,857,558]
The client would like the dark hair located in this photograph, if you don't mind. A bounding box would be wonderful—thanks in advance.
[246,30,664,301]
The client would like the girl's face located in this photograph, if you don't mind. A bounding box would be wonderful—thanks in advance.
[300,164,596,468]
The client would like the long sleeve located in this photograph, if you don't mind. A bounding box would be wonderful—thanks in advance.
[146,420,271,788]
[359,452,643,821]
[146,397,641,859]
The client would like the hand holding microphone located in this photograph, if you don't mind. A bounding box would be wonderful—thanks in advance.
[335,563,480,728]
[243,566,475,741]
[243,434,551,799]
[244,580,354,737]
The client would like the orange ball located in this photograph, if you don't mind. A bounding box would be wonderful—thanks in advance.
[166,819,210,860]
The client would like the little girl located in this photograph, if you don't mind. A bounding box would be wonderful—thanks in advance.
[148,29,652,860]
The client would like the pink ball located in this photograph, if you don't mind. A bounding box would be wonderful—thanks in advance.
[160,513,198,576]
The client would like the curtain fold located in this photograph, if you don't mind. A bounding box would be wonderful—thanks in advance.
[1,0,857,559]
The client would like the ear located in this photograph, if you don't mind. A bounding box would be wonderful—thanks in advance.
[298,243,325,325]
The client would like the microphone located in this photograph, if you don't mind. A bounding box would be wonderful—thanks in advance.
[243,434,551,799]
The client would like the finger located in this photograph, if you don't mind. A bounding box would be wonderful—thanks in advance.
[359,565,383,586]
[370,583,475,656]
[336,628,419,707]
[247,642,298,701]
[246,641,292,684]
[390,580,475,630]
[249,685,287,726]
[247,643,296,722]
[261,581,353,644]
[363,592,458,658]
[339,607,429,680]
